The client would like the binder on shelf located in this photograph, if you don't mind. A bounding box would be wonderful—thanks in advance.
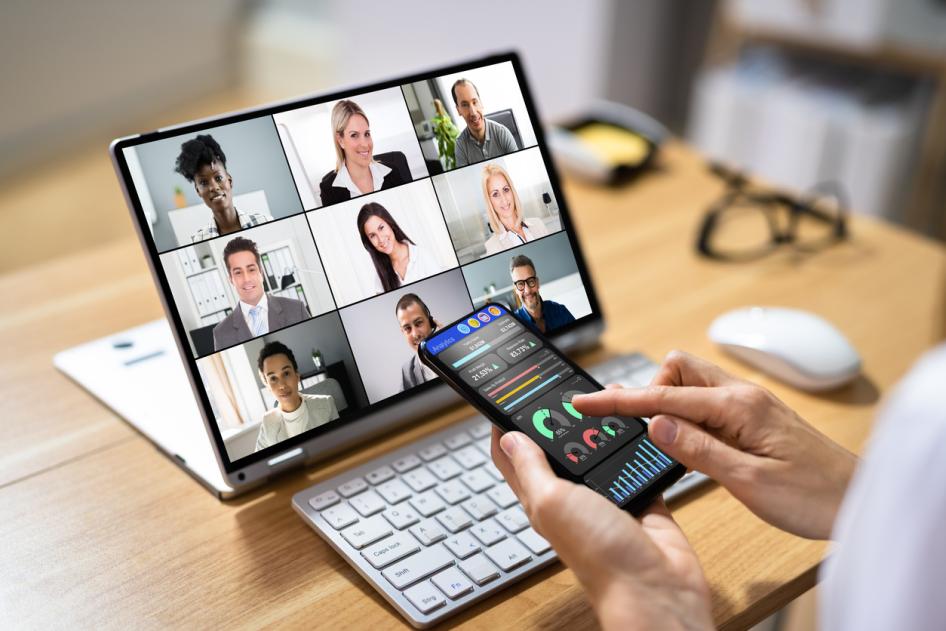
[178,248,192,276]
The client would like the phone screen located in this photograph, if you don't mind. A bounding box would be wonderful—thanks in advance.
[422,304,682,508]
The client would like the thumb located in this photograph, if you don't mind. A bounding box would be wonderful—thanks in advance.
[648,414,750,484]
[499,431,559,505]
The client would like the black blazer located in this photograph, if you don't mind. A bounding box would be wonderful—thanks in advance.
[319,151,410,206]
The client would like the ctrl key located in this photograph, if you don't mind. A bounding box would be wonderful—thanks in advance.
[403,581,446,615]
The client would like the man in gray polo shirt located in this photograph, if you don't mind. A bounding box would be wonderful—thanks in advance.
[451,78,519,167]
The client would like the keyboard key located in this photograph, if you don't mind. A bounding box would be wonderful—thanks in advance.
[337,477,368,497]
[340,515,391,549]
[460,467,496,494]
[428,456,463,481]
[419,443,447,461]
[349,490,387,517]
[469,422,491,438]
[444,432,471,449]
[453,444,487,469]
[443,531,481,559]
[462,494,499,521]
[496,506,529,533]
[382,504,420,530]
[382,544,454,590]
[481,461,505,481]
[431,566,474,600]
[470,518,506,547]
[403,581,446,614]
[458,553,500,586]
[410,519,447,546]
[376,478,412,505]
[517,527,552,555]
[308,490,340,512]
[361,531,420,569]
[321,503,359,530]
[436,506,473,533]
[484,537,532,571]
[475,435,493,455]
[409,490,445,517]
[434,479,471,505]
[365,465,395,485]
[486,483,518,509]
[402,466,438,493]
[392,454,422,473]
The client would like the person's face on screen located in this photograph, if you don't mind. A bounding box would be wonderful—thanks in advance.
[363,214,396,256]
[227,250,265,306]
[338,114,373,170]
[397,302,433,351]
[260,353,301,409]
[511,264,541,311]
[487,174,517,229]
[194,160,233,212]
[455,82,485,136]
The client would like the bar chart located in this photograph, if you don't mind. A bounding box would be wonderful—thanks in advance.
[598,437,674,504]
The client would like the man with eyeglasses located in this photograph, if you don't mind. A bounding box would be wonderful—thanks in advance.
[509,254,574,334]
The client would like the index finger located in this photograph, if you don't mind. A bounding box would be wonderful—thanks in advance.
[650,350,740,388]
[571,385,729,429]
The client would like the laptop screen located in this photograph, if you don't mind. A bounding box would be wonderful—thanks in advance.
[113,53,601,470]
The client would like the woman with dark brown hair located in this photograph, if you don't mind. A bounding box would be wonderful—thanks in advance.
[357,202,439,294]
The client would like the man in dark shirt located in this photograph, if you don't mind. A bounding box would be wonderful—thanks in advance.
[509,254,575,334]
[451,78,518,167]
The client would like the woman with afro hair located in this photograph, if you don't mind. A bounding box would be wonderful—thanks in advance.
[174,134,273,243]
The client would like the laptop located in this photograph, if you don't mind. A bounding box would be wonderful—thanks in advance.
[56,51,707,625]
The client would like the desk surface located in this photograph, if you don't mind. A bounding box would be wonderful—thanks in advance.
[2,141,944,630]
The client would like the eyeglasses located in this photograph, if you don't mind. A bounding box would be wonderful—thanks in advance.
[513,276,538,291]
[696,163,849,261]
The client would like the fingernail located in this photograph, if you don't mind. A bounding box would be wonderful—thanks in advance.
[500,432,520,457]
[652,417,678,445]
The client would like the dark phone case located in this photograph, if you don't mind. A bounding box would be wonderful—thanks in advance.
[419,303,685,515]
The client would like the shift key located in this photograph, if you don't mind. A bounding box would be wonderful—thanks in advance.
[381,544,454,590]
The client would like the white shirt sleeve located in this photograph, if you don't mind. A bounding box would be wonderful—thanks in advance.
[820,344,946,631]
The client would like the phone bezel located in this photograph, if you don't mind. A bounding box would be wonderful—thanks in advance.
[419,302,685,514]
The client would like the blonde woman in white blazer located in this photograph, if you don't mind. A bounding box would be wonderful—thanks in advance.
[481,163,549,256]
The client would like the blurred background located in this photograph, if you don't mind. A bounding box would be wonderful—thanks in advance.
[4,0,943,626]
[4,0,944,276]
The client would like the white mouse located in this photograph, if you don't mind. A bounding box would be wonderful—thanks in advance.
[707,306,861,392]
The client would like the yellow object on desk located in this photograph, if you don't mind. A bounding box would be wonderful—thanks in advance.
[572,122,651,167]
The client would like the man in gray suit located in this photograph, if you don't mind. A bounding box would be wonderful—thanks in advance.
[396,293,440,391]
[213,236,310,351]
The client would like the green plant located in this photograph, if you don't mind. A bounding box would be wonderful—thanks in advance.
[430,98,460,170]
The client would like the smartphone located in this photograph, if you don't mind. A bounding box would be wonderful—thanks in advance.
[419,303,686,514]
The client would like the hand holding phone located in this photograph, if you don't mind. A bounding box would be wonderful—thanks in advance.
[419,303,685,514]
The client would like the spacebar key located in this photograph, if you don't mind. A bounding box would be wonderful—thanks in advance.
[381,544,454,590]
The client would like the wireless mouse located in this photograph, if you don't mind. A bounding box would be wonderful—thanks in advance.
[708,306,861,392]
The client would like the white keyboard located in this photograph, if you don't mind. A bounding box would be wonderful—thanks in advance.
[291,353,710,628]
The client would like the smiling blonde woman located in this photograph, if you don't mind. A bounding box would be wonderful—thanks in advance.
[481,163,549,256]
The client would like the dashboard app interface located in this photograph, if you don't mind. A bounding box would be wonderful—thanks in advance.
[426,305,648,476]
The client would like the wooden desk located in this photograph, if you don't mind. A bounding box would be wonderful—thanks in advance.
[2,141,944,629]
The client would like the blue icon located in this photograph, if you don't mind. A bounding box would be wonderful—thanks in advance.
[457,324,471,334]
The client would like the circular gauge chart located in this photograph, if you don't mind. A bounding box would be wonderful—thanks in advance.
[561,390,585,420]
[532,408,573,440]
[563,441,590,463]
[601,417,626,437]
[582,428,604,449]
